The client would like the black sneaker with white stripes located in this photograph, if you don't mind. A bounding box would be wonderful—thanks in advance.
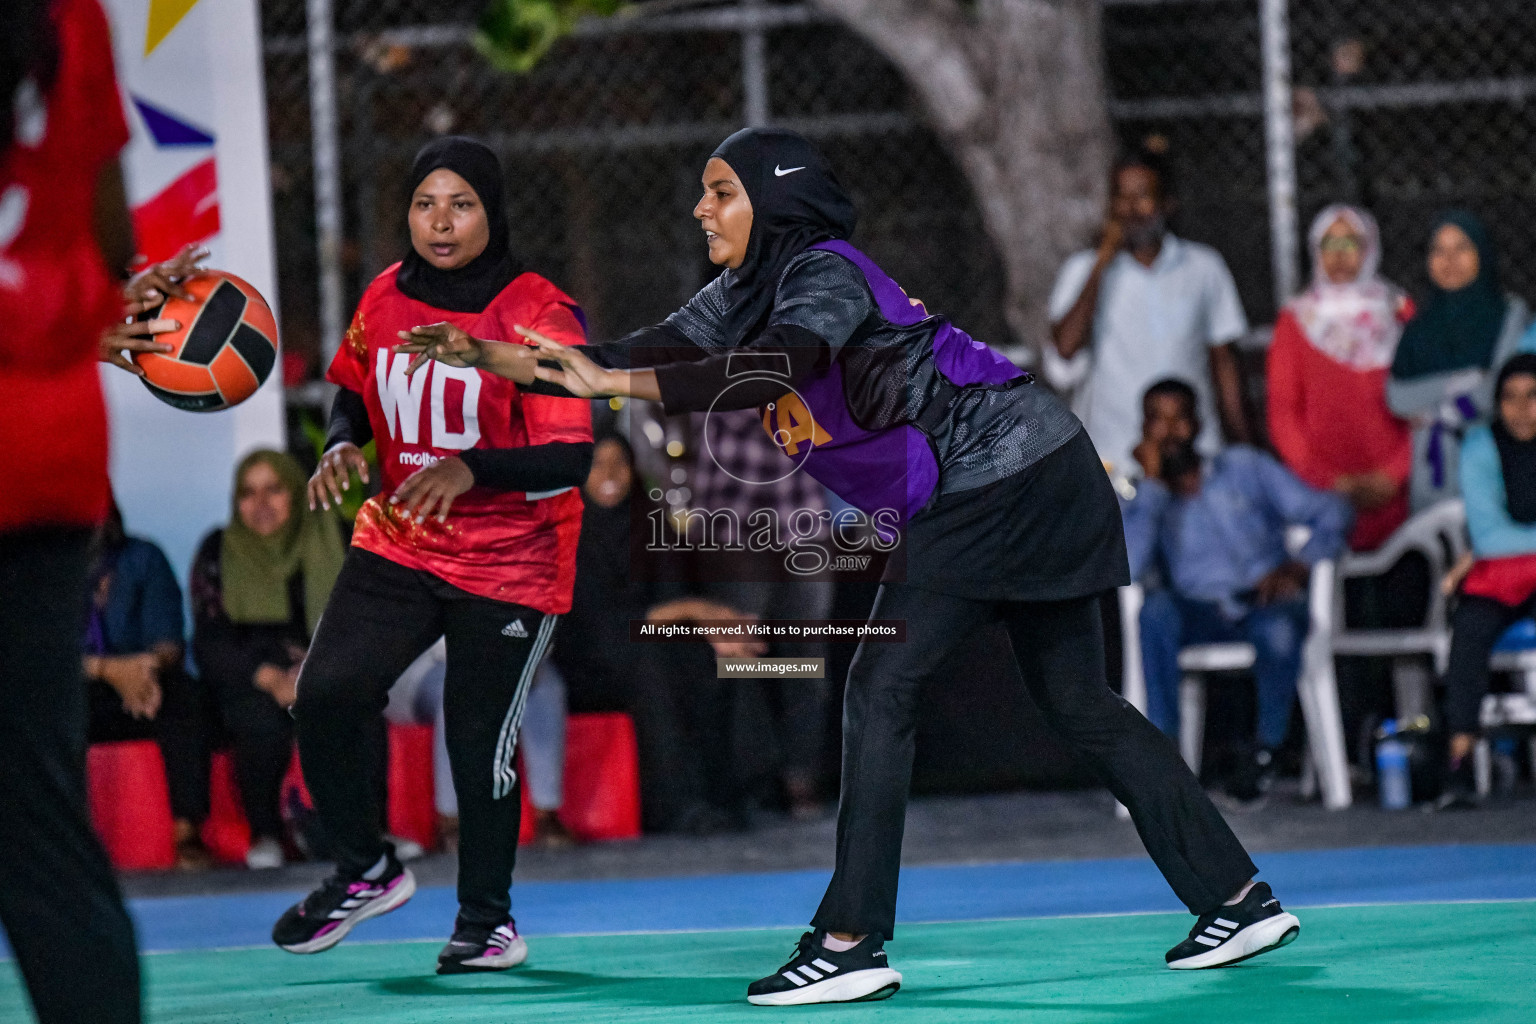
[1165,882,1300,969]
[271,852,415,954]
[746,931,901,1006]
[436,917,528,974]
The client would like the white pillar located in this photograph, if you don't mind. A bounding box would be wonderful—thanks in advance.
[307,0,347,365]
[1259,0,1299,307]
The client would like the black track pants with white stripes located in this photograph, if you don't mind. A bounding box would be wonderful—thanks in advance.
[295,548,556,927]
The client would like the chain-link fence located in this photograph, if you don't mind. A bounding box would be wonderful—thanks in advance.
[1106,0,1536,325]
[263,0,1536,375]
[262,0,1006,387]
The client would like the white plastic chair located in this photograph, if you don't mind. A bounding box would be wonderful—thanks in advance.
[1118,558,1352,810]
[1331,500,1468,720]
[1478,645,1536,795]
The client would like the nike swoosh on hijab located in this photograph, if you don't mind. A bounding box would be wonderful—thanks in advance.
[708,127,858,348]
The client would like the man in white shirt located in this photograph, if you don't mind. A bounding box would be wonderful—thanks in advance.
[1045,153,1252,477]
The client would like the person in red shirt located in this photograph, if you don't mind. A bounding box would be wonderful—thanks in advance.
[1267,203,1415,552]
[270,137,592,974]
[1,2,190,1022]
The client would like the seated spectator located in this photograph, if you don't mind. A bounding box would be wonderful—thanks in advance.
[1123,379,1350,804]
[1269,204,1414,551]
[191,451,344,868]
[553,434,764,834]
[1045,146,1251,480]
[85,500,212,870]
[1270,206,1428,765]
[1388,211,1532,510]
[1436,354,1536,808]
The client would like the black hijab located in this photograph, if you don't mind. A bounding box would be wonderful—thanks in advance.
[708,127,858,347]
[1493,353,1536,524]
[1391,210,1507,380]
[395,136,523,313]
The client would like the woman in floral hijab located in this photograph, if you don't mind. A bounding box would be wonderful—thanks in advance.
[1268,203,1414,550]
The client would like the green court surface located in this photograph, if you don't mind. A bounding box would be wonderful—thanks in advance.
[5,901,1534,1023]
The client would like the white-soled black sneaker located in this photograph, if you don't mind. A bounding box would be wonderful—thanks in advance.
[436,918,528,975]
[1166,882,1300,969]
[746,931,901,1006]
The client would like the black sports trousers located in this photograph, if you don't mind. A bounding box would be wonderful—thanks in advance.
[0,529,142,1024]
[1443,591,1536,735]
[294,548,556,926]
[812,583,1258,940]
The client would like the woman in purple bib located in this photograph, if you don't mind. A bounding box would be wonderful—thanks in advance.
[399,127,1298,1005]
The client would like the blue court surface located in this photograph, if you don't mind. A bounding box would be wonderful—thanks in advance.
[3,843,1535,1022]
[117,842,1536,952]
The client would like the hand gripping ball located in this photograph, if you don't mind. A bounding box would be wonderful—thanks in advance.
[133,271,279,411]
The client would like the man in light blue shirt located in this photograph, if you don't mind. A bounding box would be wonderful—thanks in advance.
[1122,380,1351,803]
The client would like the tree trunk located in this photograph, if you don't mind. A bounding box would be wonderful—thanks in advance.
[810,0,1112,359]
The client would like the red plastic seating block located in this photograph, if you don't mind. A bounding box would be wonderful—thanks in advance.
[387,722,437,850]
[518,712,641,844]
[202,747,307,863]
[86,740,175,870]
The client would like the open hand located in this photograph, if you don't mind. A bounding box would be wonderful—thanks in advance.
[99,304,179,376]
[518,325,614,397]
[394,322,486,375]
[390,456,475,523]
[308,442,371,511]
[125,243,208,308]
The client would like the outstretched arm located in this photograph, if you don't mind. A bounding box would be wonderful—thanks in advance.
[522,324,827,414]
[394,322,539,383]
[514,326,663,401]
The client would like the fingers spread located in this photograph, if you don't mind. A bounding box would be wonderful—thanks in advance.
[516,324,558,348]
[108,351,145,376]
[532,334,570,357]
[390,473,422,515]
[119,336,175,354]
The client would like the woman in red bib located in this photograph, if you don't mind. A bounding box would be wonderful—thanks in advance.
[271,137,592,973]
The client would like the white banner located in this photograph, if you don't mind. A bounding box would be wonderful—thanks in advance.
[102,0,285,584]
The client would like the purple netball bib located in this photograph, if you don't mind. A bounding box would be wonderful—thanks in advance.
[753,242,1023,522]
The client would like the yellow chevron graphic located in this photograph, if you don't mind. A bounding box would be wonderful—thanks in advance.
[144,0,201,55]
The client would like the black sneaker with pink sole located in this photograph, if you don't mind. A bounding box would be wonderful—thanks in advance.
[272,852,416,954]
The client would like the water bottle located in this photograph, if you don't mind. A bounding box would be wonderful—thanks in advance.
[1376,723,1412,810]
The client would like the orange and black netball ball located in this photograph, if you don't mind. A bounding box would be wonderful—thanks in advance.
[133,270,278,411]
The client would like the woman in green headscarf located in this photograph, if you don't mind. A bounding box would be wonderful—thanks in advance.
[1389,211,1534,510]
[190,450,345,869]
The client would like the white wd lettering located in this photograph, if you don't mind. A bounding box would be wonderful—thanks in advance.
[375,351,429,443]
[430,363,482,451]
